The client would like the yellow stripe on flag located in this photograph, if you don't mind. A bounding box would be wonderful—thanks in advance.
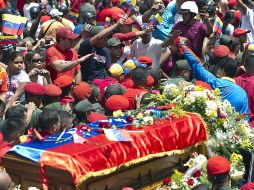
[2,14,22,24]
[0,36,17,39]
[154,13,162,23]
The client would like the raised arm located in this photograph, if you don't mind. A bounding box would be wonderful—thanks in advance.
[236,0,248,14]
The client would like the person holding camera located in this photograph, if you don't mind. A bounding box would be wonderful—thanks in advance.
[142,0,186,40]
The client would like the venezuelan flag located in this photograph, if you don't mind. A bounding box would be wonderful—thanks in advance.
[17,17,27,36]
[0,35,18,45]
[66,11,79,23]
[105,17,111,27]
[213,16,223,36]
[126,4,134,16]
[149,13,162,26]
[2,14,22,35]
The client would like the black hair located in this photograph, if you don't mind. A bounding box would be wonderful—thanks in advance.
[244,54,254,71]
[208,173,230,184]
[219,57,237,78]
[8,51,23,64]
[43,96,60,106]
[0,99,6,113]
[5,105,26,120]
[37,109,59,132]
[61,86,73,98]
[192,184,209,190]
[88,83,100,104]
[132,66,148,87]
[58,110,72,127]
[140,92,154,106]
[139,2,149,15]
[1,118,25,142]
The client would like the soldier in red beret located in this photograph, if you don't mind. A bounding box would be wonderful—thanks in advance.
[43,84,62,107]
[137,56,153,68]
[207,156,232,190]
[105,95,129,114]
[24,82,46,107]
[72,82,92,102]
[123,67,148,110]
[54,75,73,98]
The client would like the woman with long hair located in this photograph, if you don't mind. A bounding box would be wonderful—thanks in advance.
[6,51,30,107]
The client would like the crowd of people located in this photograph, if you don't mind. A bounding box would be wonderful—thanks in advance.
[0,0,253,189]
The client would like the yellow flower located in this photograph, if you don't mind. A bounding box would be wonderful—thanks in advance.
[137,113,143,119]
[171,169,184,186]
[209,110,217,117]
[230,153,243,164]
[19,135,28,143]
[113,110,124,117]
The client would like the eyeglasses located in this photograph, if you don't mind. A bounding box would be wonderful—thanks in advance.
[31,58,43,63]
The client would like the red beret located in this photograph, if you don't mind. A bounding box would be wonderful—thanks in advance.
[137,56,153,66]
[60,96,75,105]
[73,82,92,100]
[213,45,230,58]
[87,113,108,123]
[240,183,254,190]
[207,156,231,175]
[228,0,237,8]
[146,75,154,86]
[24,82,46,96]
[122,77,134,88]
[54,75,73,88]
[44,84,62,96]
[195,80,212,91]
[233,28,250,37]
[105,95,129,112]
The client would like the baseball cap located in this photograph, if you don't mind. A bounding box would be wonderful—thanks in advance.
[179,1,199,15]
[108,64,124,77]
[56,27,79,40]
[50,9,63,17]
[124,18,134,25]
[107,38,124,47]
[233,28,250,37]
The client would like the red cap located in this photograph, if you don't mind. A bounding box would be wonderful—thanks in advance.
[60,96,75,105]
[72,82,92,100]
[54,75,73,88]
[195,81,212,91]
[125,18,134,25]
[240,182,254,190]
[137,56,153,66]
[56,27,79,40]
[207,156,231,175]
[87,113,108,123]
[105,95,129,111]
[24,82,46,96]
[146,75,154,86]
[44,84,62,96]
[213,45,230,58]
[228,0,237,8]
[233,28,250,37]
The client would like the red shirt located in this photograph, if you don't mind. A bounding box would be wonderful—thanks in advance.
[235,73,254,127]
[70,0,86,13]
[122,76,134,88]
[96,7,125,25]
[123,87,147,110]
[46,45,80,82]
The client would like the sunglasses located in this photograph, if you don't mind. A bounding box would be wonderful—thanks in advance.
[31,58,43,63]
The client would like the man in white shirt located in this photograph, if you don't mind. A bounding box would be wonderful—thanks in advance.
[237,0,254,42]
[130,30,181,69]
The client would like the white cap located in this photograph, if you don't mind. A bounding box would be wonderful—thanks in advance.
[50,9,63,17]
[180,1,199,15]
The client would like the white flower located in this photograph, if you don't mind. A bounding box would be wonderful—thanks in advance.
[143,116,154,124]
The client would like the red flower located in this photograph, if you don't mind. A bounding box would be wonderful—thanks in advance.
[169,113,176,119]
[193,170,201,178]
[126,116,134,123]
[125,125,136,130]
[99,122,110,129]
[156,104,174,110]
[97,128,104,133]
[163,178,171,185]
[186,178,194,186]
